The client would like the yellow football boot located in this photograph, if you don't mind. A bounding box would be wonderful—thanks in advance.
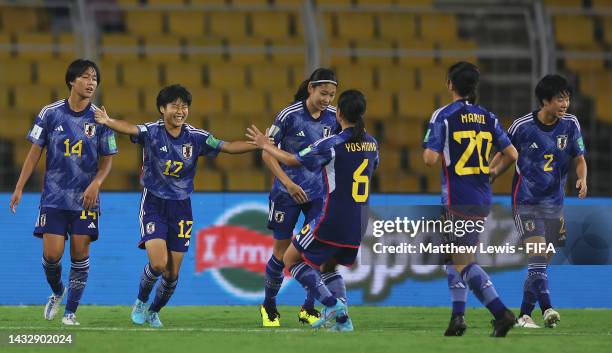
[260,305,280,327]
[298,306,321,325]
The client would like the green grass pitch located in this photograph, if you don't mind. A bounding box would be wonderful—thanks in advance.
[0,306,611,353]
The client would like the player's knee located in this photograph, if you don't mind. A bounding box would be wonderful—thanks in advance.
[43,252,62,263]
[149,260,167,274]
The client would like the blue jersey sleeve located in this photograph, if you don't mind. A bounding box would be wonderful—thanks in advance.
[267,112,288,145]
[99,126,118,156]
[295,138,334,171]
[569,120,585,158]
[423,114,446,152]
[27,114,49,147]
[199,132,224,158]
[491,114,512,151]
[130,124,150,145]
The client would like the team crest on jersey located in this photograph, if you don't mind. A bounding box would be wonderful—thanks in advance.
[556,135,568,150]
[524,220,535,232]
[84,123,96,138]
[323,126,332,138]
[274,210,285,223]
[146,222,156,235]
[182,144,193,160]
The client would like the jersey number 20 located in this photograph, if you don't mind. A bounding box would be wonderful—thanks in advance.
[453,131,492,175]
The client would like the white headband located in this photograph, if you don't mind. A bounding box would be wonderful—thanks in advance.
[310,80,337,85]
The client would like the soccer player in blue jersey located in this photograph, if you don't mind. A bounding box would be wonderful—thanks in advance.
[489,74,587,329]
[247,89,378,332]
[94,84,256,328]
[423,62,519,337]
[9,59,117,325]
[259,68,339,327]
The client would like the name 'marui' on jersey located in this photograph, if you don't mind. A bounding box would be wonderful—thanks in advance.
[267,101,339,203]
[296,128,379,247]
[131,120,223,200]
[508,112,585,207]
[27,99,118,211]
[423,99,511,209]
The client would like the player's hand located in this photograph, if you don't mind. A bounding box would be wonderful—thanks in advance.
[489,168,498,184]
[286,182,308,204]
[82,182,100,210]
[576,178,587,199]
[9,188,22,214]
[94,106,110,125]
[245,125,271,149]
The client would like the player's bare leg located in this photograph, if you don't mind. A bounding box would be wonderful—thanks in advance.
[42,234,67,320]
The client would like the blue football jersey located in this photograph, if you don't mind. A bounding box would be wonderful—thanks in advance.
[423,99,512,209]
[131,121,223,200]
[27,99,118,211]
[296,128,379,247]
[267,101,339,203]
[508,112,585,208]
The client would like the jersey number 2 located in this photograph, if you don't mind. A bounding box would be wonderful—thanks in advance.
[453,131,492,175]
[544,154,554,171]
[352,159,369,202]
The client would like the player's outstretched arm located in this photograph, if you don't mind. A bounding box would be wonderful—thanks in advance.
[574,155,587,198]
[10,144,43,213]
[246,125,301,167]
[94,106,139,136]
[220,140,258,154]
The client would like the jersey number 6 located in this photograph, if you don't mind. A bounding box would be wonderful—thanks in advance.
[352,159,370,202]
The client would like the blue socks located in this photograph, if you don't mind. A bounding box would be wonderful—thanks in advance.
[322,270,346,304]
[149,277,178,313]
[445,263,467,317]
[521,256,551,316]
[290,262,336,307]
[263,256,284,309]
[138,263,162,303]
[42,256,64,296]
[461,263,507,320]
[65,257,89,314]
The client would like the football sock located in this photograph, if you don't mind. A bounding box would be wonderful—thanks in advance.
[290,262,336,307]
[138,263,162,303]
[263,255,284,310]
[526,256,552,314]
[65,257,89,314]
[42,256,64,296]
[149,277,178,313]
[461,263,507,320]
[322,270,347,304]
[445,262,467,317]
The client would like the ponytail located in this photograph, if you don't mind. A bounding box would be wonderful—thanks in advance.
[338,89,366,143]
[447,61,480,104]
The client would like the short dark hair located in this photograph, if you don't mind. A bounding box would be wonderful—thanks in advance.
[294,68,337,102]
[156,84,192,114]
[447,61,480,103]
[65,59,101,91]
[535,74,572,106]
